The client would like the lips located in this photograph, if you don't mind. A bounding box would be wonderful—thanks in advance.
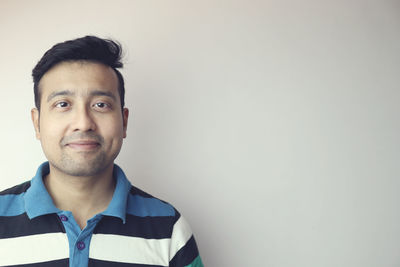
[66,140,100,150]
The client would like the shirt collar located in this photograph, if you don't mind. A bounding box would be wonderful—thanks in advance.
[24,162,132,223]
[24,162,60,219]
[101,164,132,223]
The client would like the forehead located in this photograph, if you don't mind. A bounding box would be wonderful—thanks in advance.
[39,61,119,99]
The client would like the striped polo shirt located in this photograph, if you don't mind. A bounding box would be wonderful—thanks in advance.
[0,162,203,267]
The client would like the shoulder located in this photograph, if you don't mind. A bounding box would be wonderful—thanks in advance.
[0,181,31,217]
[0,181,31,196]
[126,185,178,218]
[125,185,202,266]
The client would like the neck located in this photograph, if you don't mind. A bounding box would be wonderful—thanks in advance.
[44,163,116,229]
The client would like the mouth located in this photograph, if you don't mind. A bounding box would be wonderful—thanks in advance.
[66,140,100,151]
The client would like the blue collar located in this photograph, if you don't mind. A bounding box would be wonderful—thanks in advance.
[24,162,132,223]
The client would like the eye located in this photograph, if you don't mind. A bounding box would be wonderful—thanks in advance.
[93,102,111,110]
[55,101,70,108]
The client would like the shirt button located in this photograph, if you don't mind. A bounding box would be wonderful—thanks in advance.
[59,215,68,222]
[77,241,85,250]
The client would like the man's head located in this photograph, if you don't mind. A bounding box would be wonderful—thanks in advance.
[31,36,129,177]
[32,35,125,112]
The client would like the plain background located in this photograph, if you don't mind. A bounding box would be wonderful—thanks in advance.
[0,1,399,266]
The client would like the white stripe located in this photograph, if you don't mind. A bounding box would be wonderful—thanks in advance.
[0,233,69,265]
[169,216,193,260]
[90,234,171,266]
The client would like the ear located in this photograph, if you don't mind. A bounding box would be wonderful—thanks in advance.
[122,108,129,138]
[31,108,41,140]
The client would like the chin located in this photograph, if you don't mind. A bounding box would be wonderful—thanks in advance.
[52,155,112,177]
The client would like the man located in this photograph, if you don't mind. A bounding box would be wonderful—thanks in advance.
[0,36,203,267]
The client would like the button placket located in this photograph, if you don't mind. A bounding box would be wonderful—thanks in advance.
[59,215,68,222]
[76,241,86,250]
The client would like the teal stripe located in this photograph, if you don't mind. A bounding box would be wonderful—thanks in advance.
[185,255,204,267]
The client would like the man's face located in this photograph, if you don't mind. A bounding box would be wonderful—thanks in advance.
[31,61,129,177]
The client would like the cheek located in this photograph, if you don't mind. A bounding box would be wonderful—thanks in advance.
[102,126,125,149]
[104,116,125,137]
[39,119,66,141]
[104,128,125,143]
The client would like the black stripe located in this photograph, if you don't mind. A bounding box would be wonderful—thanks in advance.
[0,213,64,239]
[94,214,175,239]
[89,259,164,267]
[169,236,200,267]
[129,185,156,198]
[3,258,68,267]
[0,181,31,195]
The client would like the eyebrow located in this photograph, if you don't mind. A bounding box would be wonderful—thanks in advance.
[47,90,74,102]
[47,89,117,102]
[89,90,117,101]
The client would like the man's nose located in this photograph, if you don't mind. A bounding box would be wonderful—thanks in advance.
[72,106,96,132]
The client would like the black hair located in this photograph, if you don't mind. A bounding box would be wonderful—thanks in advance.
[32,35,125,111]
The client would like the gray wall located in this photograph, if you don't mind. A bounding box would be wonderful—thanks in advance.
[1,1,399,266]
